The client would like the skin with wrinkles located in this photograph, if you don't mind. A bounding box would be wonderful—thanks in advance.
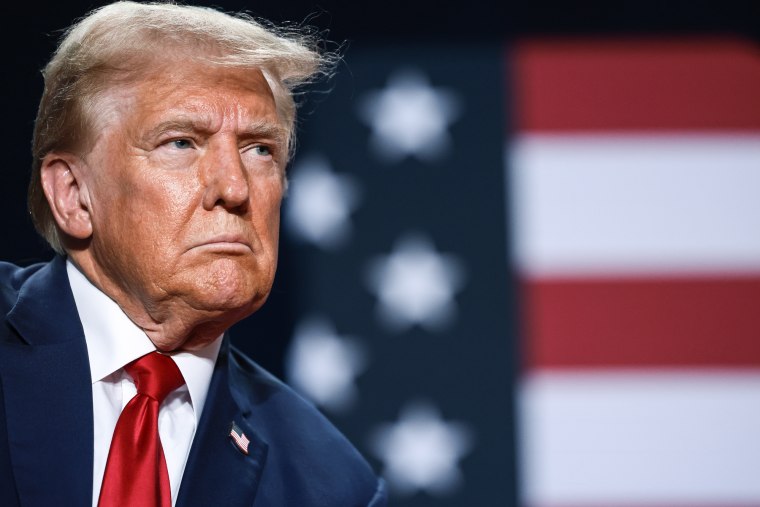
[40,63,288,351]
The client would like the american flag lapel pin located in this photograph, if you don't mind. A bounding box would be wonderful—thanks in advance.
[229,421,250,455]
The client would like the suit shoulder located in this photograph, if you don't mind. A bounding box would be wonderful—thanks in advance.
[0,261,47,313]
[228,346,385,507]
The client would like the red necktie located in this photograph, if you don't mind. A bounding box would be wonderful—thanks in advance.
[98,351,185,507]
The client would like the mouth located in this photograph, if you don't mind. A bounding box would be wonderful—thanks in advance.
[191,234,253,254]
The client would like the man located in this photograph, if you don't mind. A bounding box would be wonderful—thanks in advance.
[0,2,386,506]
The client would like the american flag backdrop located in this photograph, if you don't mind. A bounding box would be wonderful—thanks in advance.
[242,36,760,507]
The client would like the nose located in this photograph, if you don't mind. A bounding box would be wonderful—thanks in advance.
[201,140,250,212]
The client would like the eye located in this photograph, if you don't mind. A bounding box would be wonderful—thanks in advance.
[171,139,193,149]
[253,145,271,156]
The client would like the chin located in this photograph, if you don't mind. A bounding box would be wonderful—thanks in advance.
[212,285,268,313]
[192,263,271,312]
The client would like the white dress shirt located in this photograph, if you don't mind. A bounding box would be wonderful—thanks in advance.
[66,261,222,507]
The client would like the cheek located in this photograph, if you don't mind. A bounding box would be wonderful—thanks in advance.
[127,174,198,232]
[259,180,284,241]
[98,180,195,270]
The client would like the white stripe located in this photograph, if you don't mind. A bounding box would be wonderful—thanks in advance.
[509,134,760,276]
[519,370,760,505]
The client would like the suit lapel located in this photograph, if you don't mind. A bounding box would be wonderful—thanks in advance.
[0,256,93,506]
[177,338,267,507]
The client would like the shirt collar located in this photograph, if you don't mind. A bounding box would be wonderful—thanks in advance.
[66,259,222,424]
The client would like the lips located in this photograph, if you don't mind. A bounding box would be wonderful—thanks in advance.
[191,233,253,252]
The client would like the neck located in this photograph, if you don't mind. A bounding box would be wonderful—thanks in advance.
[67,252,239,352]
[141,316,230,352]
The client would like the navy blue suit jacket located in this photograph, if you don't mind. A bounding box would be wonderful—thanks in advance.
[0,256,386,506]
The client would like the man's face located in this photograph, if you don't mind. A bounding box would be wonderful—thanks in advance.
[78,63,287,348]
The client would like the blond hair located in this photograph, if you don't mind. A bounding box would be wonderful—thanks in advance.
[29,1,334,254]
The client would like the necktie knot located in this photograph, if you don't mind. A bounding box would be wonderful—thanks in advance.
[125,351,184,403]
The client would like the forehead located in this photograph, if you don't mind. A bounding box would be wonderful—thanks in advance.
[108,63,280,130]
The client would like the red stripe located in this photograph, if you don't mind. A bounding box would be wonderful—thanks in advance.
[522,276,760,368]
[513,38,760,131]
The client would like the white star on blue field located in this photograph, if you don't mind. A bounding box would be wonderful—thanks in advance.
[285,317,367,413]
[365,233,466,332]
[357,69,462,163]
[370,401,474,496]
[285,155,360,250]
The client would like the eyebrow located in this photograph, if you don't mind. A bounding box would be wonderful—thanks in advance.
[144,117,288,146]
[242,119,289,145]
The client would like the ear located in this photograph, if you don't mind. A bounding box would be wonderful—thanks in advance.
[40,153,93,240]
